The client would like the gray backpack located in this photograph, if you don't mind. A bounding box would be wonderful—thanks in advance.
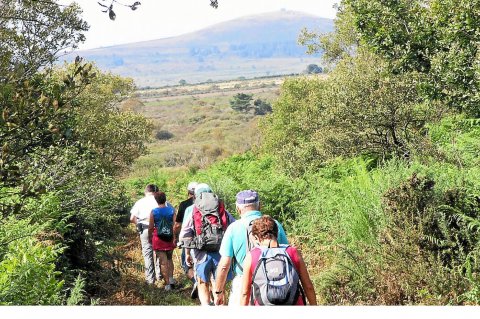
[250,244,305,305]
[192,192,227,252]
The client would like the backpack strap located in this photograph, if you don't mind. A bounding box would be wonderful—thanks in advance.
[233,218,257,273]
[249,247,262,305]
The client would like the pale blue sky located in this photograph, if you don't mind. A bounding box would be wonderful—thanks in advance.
[66,0,339,50]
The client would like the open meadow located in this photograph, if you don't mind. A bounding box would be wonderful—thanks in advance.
[124,76,292,178]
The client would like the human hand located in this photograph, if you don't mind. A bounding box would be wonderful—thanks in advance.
[186,254,193,267]
[215,292,225,305]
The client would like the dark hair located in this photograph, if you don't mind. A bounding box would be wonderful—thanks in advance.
[251,215,278,241]
[145,184,159,193]
[154,192,167,205]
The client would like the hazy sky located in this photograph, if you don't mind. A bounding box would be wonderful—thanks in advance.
[66,0,339,50]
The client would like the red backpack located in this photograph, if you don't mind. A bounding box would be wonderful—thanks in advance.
[192,192,228,251]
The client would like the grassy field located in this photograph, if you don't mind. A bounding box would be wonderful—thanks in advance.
[123,76,295,179]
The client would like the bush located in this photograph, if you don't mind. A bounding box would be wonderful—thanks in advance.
[0,217,63,305]
[156,130,174,140]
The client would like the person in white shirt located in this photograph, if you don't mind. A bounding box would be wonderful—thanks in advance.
[131,184,174,285]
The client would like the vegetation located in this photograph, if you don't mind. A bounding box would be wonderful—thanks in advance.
[3,0,480,306]
[305,64,323,74]
[128,0,480,305]
[1,1,152,305]
[230,93,273,115]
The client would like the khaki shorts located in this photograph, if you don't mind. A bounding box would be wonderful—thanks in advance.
[228,275,243,306]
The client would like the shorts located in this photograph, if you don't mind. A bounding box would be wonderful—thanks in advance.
[195,252,233,283]
[228,275,243,306]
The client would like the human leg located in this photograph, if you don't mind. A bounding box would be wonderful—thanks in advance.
[158,250,170,286]
[195,254,216,305]
[196,277,212,305]
[139,229,155,284]
[166,250,175,284]
[154,250,162,281]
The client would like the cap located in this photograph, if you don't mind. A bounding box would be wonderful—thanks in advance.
[187,182,198,192]
[236,190,259,204]
[195,183,213,196]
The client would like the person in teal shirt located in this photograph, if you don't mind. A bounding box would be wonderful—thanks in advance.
[214,190,288,306]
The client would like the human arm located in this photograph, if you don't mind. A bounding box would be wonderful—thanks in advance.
[174,201,187,236]
[148,211,154,244]
[173,222,182,238]
[172,209,177,243]
[296,250,317,305]
[240,252,253,306]
[130,202,139,224]
[214,256,232,305]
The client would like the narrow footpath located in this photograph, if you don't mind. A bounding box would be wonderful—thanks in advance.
[96,225,198,305]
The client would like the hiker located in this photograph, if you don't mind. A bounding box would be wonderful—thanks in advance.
[130,184,172,284]
[240,216,317,305]
[148,191,177,290]
[179,183,235,305]
[173,182,198,293]
[214,190,288,306]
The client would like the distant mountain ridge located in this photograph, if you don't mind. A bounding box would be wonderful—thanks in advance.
[69,10,334,87]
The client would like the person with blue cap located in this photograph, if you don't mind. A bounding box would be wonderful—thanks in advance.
[214,190,288,306]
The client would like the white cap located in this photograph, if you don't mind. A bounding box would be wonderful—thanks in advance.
[187,182,198,192]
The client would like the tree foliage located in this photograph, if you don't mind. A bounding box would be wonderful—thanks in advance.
[230,93,253,113]
[261,49,441,175]
[298,2,359,65]
[343,0,480,117]
[230,93,272,115]
[0,0,88,78]
[305,64,323,74]
[0,0,152,304]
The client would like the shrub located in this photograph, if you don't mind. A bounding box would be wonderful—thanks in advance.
[156,130,174,140]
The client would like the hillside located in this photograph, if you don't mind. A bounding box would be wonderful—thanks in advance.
[67,10,333,87]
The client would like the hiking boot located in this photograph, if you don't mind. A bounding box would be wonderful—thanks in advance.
[190,282,198,299]
[169,277,177,285]
[164,284,173,291]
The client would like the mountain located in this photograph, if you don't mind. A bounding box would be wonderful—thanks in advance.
[67,10,334,87]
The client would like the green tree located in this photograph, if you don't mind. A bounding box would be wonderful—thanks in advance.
[0,0,151,304]
[230,93,253,113]
[253,98,272,115]
[342,0,480,117]
[261,49,440,175]
[298,2,359,65]
[56,63,154,174]
[0,0,88,77]
[305,64,323,74]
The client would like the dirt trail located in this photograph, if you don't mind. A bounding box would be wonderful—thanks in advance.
[96,226,198,305]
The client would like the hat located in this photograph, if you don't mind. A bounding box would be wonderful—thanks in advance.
[195,183,212,196]
[236,190,259,204]
[187,182,198,192]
